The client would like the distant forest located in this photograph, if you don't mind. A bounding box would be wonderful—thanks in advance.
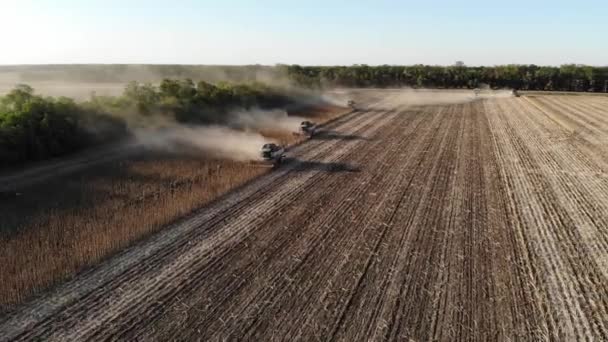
[2,63,607,166]
[2,64,607,92]
[285,64,608,92]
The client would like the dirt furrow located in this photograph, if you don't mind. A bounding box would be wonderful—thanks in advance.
[387,104,466,341]
[1,97,388,341]
[15,100,400,341]
[327,105,450,342]
[288,108,446,341]
[336,105,457,341]
[482,99,555,339]
[507,99,608,337]
[511,99,608,275]
[0,101,375,338]
[359,104,461,341]
[2,91,607,341]
[201,110,419,341]
[33,113,393,341]
[108,109,408,341]
[549,96,608,131]
[489,98,607,339]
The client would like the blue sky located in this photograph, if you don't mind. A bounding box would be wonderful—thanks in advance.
[1,0,606,66]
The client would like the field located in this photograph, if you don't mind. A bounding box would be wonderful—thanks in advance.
[1,90,607,341]
[0,104,347,308]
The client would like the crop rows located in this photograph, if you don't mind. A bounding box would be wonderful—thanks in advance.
[1,91,606,341]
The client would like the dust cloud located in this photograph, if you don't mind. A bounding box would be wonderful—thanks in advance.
[131,107,306,161]
[229,108,306,132]
[0,65,292,100]
[133,125,273,161]
[379,88,513,107]
[0,66,311,161]
[128,88,512,161]
[116,106,309,162]
[0,65,515,163]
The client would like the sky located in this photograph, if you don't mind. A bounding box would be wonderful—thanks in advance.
[1,0,607,66]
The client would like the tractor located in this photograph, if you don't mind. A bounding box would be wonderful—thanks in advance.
[256,143,285,167]
[296,121,317,139]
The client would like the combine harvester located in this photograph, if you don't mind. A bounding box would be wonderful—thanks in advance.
[347,100,357,110]
[252,143,285,168]
[294,121,317,139]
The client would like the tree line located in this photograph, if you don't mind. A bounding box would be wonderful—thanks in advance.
[0,80,297,166]
[284,64,608,92]
[3,63,607,166]
[3,64,607,92]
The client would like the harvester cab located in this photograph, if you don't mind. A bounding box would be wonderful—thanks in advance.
[257,143,285,167]
[298,121,317,138]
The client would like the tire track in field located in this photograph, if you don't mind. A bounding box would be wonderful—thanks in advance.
[481,99,555,339]
[525,96,604,146]
[0,94,390,342]
[329,104,455,341]
[549,96,608,131]
[487,98,608,340]
[384,103,466,341]
[2,94,400,342]
[2,92,607,341]
[106,107,408,341]
[515,97,608,251]
[568,96,608,125]
[486,98,572,339]
[284,107,446,342]
[428,101,501,340]
[511,98,608,274]
[498,99,591,339]
[0,96,377,338]
[187,107,423,341]
[358,103,462,341]
[240,103,447,341]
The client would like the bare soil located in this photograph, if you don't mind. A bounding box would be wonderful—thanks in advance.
[0,105,347,308]
[0,91,606,341]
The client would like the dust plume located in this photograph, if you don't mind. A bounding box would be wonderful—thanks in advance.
[131,107,307,161]
[133,125,273,161]
[229,108,306,132]
[385,88,514,107]
[0,65,294,100]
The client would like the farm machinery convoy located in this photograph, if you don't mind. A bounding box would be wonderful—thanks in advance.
[254,99,357,168]
[252,120,318,168]
[8,90,608,341]
[256,121,317,167]
[254,120,318,167]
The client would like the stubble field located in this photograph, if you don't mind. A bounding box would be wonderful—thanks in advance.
[1,90,607,341]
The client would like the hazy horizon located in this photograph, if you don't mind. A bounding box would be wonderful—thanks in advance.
[1,0,607,66]
[1,62,607,67]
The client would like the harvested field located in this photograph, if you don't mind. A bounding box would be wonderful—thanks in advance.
[1,90,607,341]
[0,105,347,308]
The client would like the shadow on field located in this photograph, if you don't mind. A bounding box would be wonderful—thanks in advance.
[289,158,361,173]
[314,130,371,142]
